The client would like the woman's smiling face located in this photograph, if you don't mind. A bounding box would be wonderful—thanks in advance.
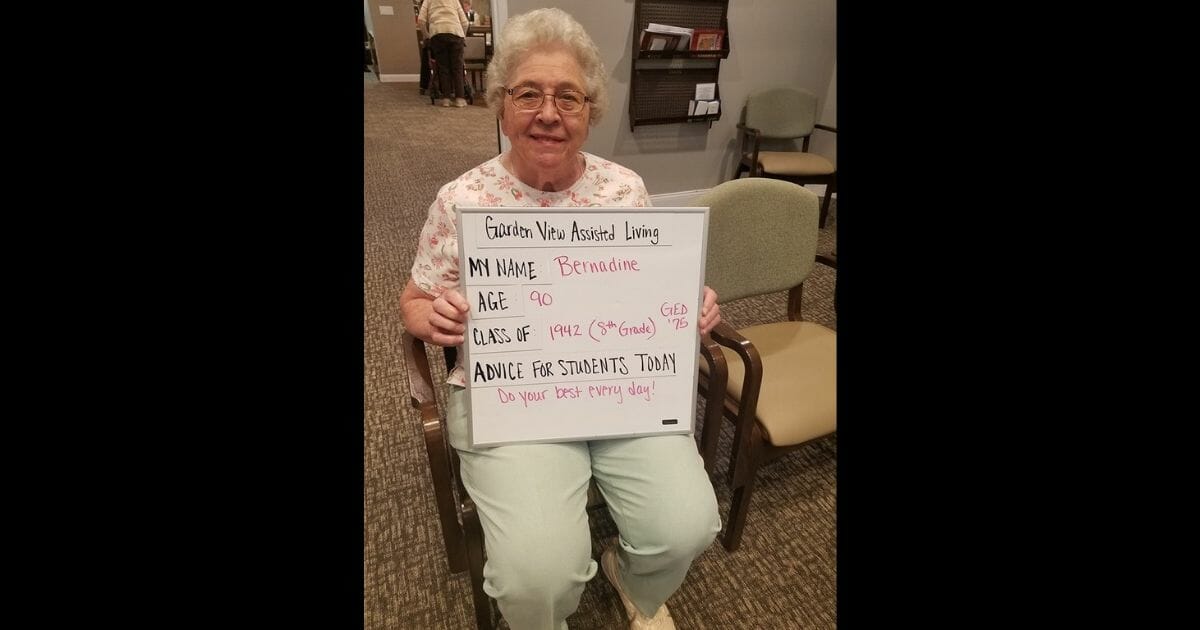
[500,44,591,185]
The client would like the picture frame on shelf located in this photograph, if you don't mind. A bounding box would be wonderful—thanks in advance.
[640,30,682,52]
[690,28,724,51]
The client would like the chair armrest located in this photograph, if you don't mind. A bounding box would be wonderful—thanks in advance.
[708,322,762,400]
[707,322,764,474]
[814,122,837,134]
[698,332,729,474]
[736,122,763,145]
[401,330,439,411]
[401,329,451,460]
[400,330,468,572]
[735,123,764,175]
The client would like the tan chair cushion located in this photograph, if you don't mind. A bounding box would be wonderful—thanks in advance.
[701,321,836,446]
[757,151,836,177]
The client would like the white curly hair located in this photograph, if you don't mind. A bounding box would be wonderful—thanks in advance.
[485,8,609,125]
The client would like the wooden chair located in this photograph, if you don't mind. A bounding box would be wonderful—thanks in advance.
[731,87,838,228]
[694,177,837,552]
[402,331,726,629]
[401,332,490,627]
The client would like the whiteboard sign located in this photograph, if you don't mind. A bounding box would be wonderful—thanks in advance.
[455,207,709,447]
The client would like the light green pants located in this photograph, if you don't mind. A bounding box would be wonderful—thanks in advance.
[447,386,721,630]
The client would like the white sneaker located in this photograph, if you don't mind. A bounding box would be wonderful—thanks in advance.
[440,98,452,107]
[455,98,468,108]
[601,541,677,630]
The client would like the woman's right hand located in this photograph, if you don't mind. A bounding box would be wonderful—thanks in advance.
[401,280,471,347]
[426,288,470,346]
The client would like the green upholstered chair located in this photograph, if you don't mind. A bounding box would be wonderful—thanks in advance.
[463,35,488,98]
[695,177,837,552]
[731,87,838,228]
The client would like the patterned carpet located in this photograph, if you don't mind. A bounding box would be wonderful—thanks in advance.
[364,72,838,629]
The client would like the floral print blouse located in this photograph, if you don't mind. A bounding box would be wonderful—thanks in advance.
[410,151,652,386]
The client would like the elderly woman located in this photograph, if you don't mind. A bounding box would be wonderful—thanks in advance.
[400,9,721,630]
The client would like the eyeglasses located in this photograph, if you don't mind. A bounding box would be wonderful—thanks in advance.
[505,87,590,114]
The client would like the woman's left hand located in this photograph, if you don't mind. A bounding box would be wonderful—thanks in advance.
[699,285,721,335]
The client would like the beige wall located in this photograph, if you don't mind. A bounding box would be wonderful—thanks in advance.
[366,1,421,76]
[501,0,836,196]
[465,0,491,23]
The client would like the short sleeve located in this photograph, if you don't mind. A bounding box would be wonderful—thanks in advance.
[410,194,460,297]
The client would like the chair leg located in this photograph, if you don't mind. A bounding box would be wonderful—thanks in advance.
[462,500,495,630]
[424,429,468,573]
[446,530,468,575]
[696,364,727,476]
[723,423,762,551]
[723,473,756,552]
[819,181,835,228]
[726,411,751,486]
[699,402,723,475]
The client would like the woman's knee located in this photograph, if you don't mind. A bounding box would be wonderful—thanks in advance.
[672,503,721,557]
[634,491,721,561]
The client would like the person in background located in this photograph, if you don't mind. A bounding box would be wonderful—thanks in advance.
[462,0,476,24]
[400,8,721,630]
[418,30,431,95]
[418,0,470,107]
